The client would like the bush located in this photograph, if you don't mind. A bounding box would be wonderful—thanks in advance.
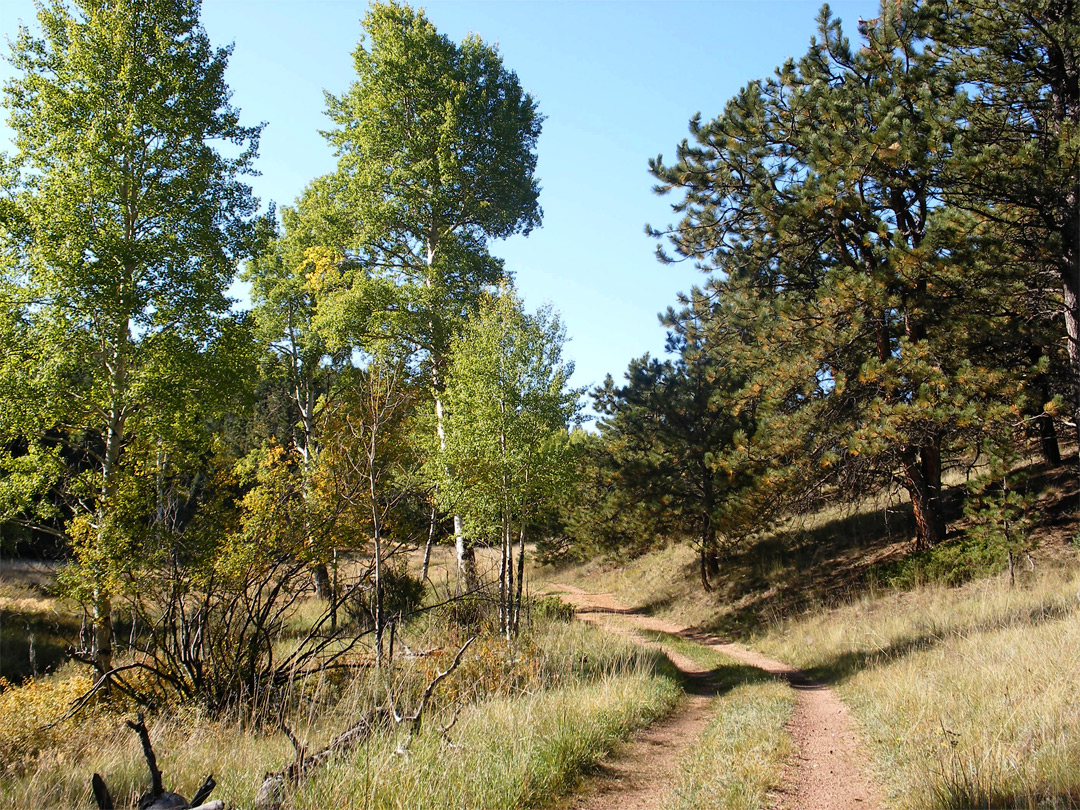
[344,563,425,632]
[531,594,575,623]
[872,535,1003,589]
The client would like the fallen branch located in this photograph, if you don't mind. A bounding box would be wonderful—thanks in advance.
[255,635,477,809]
[90,718,216,810]
[254,713,384,810]
[396,635,476,736]
[190,774,216,807]
[126,713,164,799]
[91,773,113,810]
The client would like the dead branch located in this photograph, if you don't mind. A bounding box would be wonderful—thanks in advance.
[91,723,215,810]
[255,636,476,808]
[91,773,114,810]
[189,774,216,807]
[401,635,475,736]
[56,660,170,727]
[254,712,385,810]
[126,713,164,799]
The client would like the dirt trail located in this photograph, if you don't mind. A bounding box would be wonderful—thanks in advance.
[552,583,884,810]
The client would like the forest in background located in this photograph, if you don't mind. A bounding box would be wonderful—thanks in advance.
[0,0,1077,750]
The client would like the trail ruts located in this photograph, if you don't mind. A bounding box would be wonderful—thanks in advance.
[553,583,884,810]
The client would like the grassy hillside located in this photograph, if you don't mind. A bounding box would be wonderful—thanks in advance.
[536,454,1080,809]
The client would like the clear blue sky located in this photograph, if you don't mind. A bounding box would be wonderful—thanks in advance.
[0,0,882,413]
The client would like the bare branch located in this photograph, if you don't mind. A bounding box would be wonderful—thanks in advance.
[125,713,164,799]
[403,635,476,734]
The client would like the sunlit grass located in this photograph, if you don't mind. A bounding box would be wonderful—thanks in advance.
[755,566,1080,809]
[295,670,678,810]
[630,630,797,810]
[0,612,679,809]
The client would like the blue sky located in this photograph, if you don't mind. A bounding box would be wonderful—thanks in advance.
[0,0,882,412]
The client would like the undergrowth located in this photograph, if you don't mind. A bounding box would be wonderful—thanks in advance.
[0,614,678,809]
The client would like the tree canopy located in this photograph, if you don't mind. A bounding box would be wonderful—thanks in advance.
[0,0,263,671]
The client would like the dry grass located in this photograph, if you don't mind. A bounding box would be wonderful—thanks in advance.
[755,566,1080,809]
[636,632,797,810]
[295,670,677,810]
[0,609,679,810]
[666,679,795,810]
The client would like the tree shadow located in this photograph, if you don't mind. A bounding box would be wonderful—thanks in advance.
[781,591,1075,684]
[0,607,79,683]
[698,497,923,638]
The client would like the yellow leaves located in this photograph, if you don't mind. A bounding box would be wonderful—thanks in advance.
[0,670,95,774]
[301,246,344,294]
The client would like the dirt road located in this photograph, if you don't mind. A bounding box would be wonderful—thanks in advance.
[552,584,884,810]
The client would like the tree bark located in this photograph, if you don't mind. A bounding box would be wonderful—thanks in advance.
[902,442,947,551]
[1035,410,1062,468]
[698,547,713,592]
[420,503,437,583]
[1062,241,1080,453]
[513,525,525,635]
[455,514,477,591]
[311,564,331,599]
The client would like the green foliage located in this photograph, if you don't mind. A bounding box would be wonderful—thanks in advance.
[0,0,263,667]
[588,289,772,588]
[646,0,1025,553]
[933,0,1080,445]
[436,288,582,544]
[320,0,542,370]
[530,594,576,623]
[964,475,1035,568]
[873,535,1004,589]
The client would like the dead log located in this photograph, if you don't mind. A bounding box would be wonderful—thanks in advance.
[190,774,216,807]
[254,715,381,810]
[91,718,216,810]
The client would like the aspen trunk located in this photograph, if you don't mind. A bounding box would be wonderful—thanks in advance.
[420,503,437,583]
[513,525,525,635]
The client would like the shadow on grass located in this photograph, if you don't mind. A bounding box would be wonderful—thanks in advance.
[695,453,1079,642]
[0,607,80,683]
[632,628,780,698]
[699,497,924,638]
[778,592,1076,685]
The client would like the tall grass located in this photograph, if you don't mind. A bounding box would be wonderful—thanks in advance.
[756,566,1080,809]
[0,614,679,809]
[295,671,677,810]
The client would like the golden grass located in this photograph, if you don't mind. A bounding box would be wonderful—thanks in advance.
[755,566,1080,809]
[0,615,679,809]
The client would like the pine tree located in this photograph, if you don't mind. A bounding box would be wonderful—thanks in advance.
[594,289,766,590]
[649,2,1020,550]
[933,0,1080,451]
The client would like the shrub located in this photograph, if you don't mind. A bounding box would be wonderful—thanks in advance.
[530,594,575,623]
